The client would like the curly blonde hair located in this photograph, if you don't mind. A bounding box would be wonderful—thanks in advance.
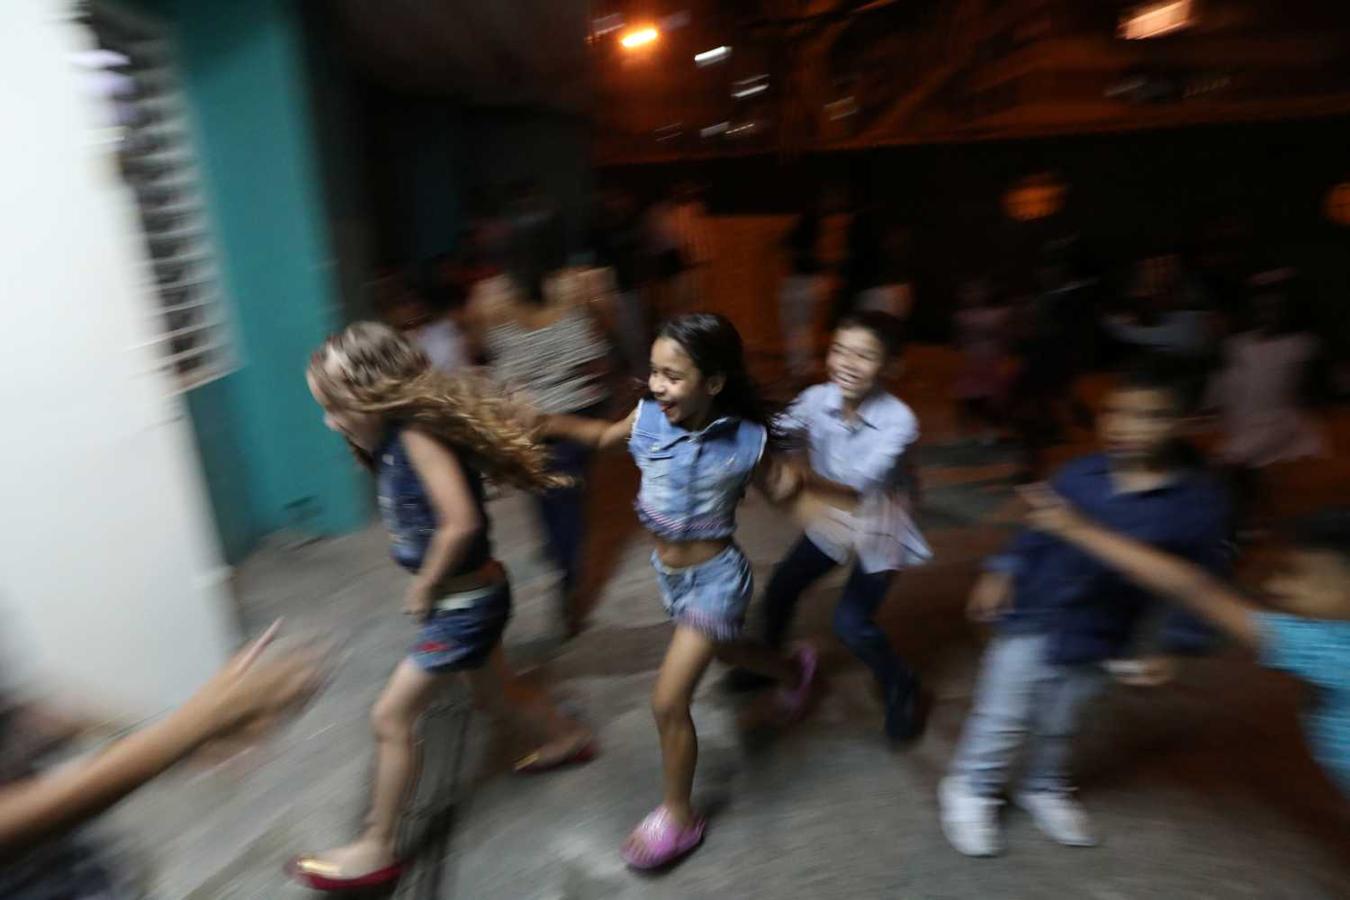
[307,322,567,491]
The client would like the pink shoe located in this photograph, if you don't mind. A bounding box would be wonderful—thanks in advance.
[620,806,706,869]
[775,643,819,722]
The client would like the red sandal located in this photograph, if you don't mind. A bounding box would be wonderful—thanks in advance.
[513,738,599,774]
[286,856,405,892]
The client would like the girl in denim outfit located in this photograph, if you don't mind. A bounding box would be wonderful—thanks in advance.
[292,323,594,893]
[545,313,820,869]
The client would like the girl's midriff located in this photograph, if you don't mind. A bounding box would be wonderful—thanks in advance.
[652,537,731,570]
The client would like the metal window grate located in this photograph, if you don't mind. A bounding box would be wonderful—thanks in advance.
[77,1,235,392]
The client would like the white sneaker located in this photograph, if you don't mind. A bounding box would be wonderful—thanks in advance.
[1015,790,1097,847]
[939,776,1003,857]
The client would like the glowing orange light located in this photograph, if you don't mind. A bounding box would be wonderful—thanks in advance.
[620,26,659,49]
[1120,0,1193,40]
[1004,174,1067,222]
[1327,182,1350,226]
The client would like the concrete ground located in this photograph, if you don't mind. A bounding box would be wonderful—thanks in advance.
[107,348,1349,898]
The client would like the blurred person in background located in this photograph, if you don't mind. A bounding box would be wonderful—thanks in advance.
[594,186,649,378]
[670,181,713,310]
[379,271,470,376]
[466,234,612,635]
[779,196,826,382]
[1205,268,1326,537]
[293,325,594,891]
[1006,240,1098,481]
[645,186,689,321]
[1,623,321,899]
[951,276,1014,447]
[1106,249,1215,408]
[854,222,915,322]
[941,359,1229,858]
[1023,493,1350,799]
[834,194,883,327]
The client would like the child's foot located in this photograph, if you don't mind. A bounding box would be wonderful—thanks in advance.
[621,805,706,869]
[774,643,819,723]
[513,729,597,774]
[1014,790,1097,847]
[287,839,402,891]
[884,680,931,744]
[939,776,1003,857]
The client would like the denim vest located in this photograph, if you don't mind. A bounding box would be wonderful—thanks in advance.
[376,427,491,573]
[628,398,767,540]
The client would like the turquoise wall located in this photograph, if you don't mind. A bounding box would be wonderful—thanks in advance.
[143,0,369,558]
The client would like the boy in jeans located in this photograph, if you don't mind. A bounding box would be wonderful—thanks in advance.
[729,311,932,740]
[940,360,1230,857]
[1022,492,1350,798]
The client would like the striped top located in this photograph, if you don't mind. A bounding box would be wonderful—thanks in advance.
[484,307,609,414]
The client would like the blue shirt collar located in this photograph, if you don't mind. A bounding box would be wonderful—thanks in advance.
[1075,453,1185,497]
[822,382,882,429]
[647,399,741,450]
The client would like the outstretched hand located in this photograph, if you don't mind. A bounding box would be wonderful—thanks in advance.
[178,621,327,762]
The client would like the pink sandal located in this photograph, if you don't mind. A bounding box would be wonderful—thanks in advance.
[775,643,819,723]
[621,806,706,869]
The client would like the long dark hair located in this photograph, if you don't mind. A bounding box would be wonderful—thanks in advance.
[657,313,782,442]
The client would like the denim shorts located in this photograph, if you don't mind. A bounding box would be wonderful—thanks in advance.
[651,544,753,641]
[410,580,512,673]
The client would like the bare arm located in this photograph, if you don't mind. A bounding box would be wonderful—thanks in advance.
[1022,486,1260,647]
[801,470,859,510]
[0,625,319,854]
[544,408,636,452]
[402,429,485,615]
[752,452,806,506]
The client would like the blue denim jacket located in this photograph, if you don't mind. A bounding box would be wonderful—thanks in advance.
[992,453,1231,664]
[628,398,767,540]
[376,427,491,573]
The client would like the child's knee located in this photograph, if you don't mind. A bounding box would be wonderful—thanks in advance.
[649,690,690,730]
[371,694,415,740]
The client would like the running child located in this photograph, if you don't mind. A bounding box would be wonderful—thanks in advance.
[290,323,593,892]
[1022,489,1350,797]
[727,310,932,743]
[543,313,819,869]
[940,359,1230,857]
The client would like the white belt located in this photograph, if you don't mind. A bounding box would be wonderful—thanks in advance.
[433,583,500,612]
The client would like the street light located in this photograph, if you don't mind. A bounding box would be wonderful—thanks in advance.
[620,26,659,49]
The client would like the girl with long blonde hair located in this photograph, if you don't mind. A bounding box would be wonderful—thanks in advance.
[289,322,595,893]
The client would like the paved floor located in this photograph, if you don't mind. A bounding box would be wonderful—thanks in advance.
[108,349,1350,898]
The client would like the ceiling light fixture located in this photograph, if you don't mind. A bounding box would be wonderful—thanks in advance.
[694,46,731,66]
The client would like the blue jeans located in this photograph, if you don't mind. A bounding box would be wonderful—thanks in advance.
[533,438,591,602]
[949,633,1107,796]
[762,535,913,696]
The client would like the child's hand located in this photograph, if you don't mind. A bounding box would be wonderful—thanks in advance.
[1017,484,1086,536]
[403,581,434,621]
[759,457,805,505]
[178,622,325,748]
[967,571,1013,623]
[1105,656,1177,688]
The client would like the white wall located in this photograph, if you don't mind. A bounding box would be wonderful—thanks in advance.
[0,0,235,715]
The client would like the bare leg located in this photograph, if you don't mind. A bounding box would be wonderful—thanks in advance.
[644,627,717,830]
[306,660,450,874]
[468,645,591,766]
